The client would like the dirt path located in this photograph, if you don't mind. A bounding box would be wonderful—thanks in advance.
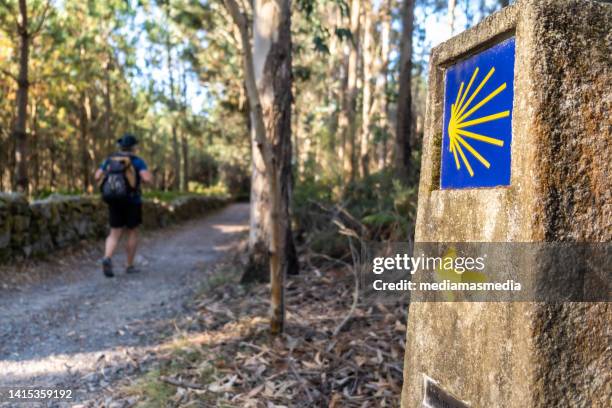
[0,203,249,403]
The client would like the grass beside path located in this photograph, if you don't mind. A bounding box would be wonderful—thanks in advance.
[143,184,230,203]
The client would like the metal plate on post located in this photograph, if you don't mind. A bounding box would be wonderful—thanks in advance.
[440,37,515,189]
[423,376,470,408]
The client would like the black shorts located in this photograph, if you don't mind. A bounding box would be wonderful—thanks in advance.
[108,201,142,229]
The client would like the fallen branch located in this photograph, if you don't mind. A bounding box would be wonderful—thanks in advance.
[159,376,204,390]
[289,359,314,402]
[332,236,360,337]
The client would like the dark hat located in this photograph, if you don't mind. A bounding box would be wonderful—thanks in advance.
[117,133,138,148]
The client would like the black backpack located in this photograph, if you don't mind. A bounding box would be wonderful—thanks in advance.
[100,154,138,203]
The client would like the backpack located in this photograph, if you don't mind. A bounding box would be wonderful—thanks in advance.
[100,154,138,203]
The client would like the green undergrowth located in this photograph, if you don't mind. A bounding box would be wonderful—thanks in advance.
[142,191,192,203]
[196,262,243,294]
[32,189,85,200]
[144,184,230,203]
[293,168,419,259]
[125,369,175,408]
[124,356,224,407]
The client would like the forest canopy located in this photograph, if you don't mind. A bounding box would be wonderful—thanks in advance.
[0,0,511,197]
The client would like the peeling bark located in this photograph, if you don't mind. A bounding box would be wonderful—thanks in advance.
[224,0,298,334]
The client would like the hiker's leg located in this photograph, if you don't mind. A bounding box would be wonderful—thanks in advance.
[104,228,123,259]
[126,228,139,267]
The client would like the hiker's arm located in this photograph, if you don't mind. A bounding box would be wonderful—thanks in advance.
[140,169,153,184]
[94,168,104,182]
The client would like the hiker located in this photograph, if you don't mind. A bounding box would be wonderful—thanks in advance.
[95,134,153,277]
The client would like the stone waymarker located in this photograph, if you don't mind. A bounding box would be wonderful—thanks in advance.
[401,1,611,407]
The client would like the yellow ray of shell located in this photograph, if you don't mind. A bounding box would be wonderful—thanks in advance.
[455,128,504,146]
[452,142,461,170]
[454,139,474,177]
[458,82,507,123]
[454,82,464,110]
[455,134,491,168]
[457,110,510,129]
[456,67,495,119]
[450,138,461,169]
[457,68,479,114]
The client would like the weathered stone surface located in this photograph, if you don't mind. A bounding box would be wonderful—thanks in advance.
[0,192,28,210]
[401,1,611,407]
[0,194,229,263]
[12,215,30,232]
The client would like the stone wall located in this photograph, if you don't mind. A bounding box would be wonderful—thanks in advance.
[0,193,228,263]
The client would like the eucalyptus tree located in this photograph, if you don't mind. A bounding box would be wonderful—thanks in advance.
[223,0,295,334]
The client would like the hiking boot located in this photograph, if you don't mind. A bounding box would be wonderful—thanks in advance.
[126,265,140,274]
[102,258,114,278]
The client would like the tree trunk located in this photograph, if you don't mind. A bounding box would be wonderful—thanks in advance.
[245,143,271,281]
[359,1,373,178]
[240,0,299,287]
[338,0,361,184]
[224,0,297,334]
[395,0,415,180]
[13,0,30,193]
[181,133,189,191]
[0,136,4,191]
[166,41,181,191]
[327,6,342,156]
[31,98,39,193]
[104,55,113,155]
[161,159,168,191]
[171,126,180,190]
[49,141,56,189]
[67,140,76,190]
[180,70,189,192]
[79,93,92,191]
[293,102,300,177]
[377,0,392,171]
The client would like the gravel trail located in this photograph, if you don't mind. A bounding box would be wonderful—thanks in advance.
[0,203,249,403]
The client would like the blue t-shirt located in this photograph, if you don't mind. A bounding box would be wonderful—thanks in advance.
[100,154,148,204]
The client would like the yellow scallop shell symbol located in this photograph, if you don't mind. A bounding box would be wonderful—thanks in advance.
[448,67,510,177]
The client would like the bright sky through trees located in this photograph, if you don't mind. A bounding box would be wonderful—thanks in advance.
[122,1,467,116]
[126,4,210,115]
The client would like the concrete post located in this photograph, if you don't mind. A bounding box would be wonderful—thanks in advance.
[401,1,611,407]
